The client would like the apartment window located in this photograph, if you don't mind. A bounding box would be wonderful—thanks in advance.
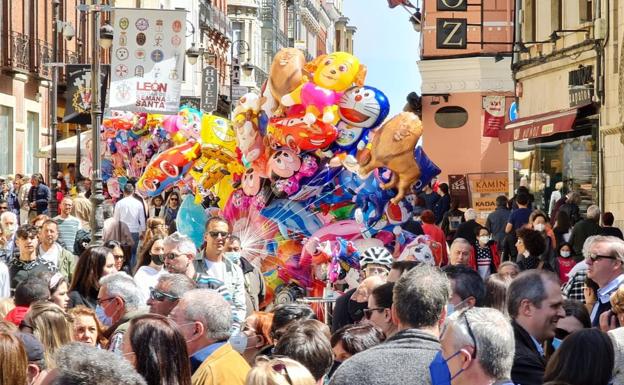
[26,112,39,174]
[580,0,593,22]
[232,21,244,58]
[523,0,536,42]
[434,106,468,129]
[0,106,13,174]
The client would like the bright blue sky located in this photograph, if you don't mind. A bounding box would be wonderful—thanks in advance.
[343,0,422,117]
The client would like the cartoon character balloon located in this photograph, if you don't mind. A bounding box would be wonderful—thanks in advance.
[261,48,306,116]
[281,52,367,125]
[267,111,338,152]
[359,112,424,204]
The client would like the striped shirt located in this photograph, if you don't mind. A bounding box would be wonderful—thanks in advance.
[54,215,81,252]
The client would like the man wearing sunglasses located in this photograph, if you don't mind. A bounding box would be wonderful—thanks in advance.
[193,217,246,332]
[435,307,515,385]
[585,235,624,327]
[147,273,196,316]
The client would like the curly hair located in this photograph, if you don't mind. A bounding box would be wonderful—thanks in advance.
[516,228,546,257]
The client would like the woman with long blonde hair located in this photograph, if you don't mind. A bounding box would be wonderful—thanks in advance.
[247,357,316,385]
[22,301,74,367]
[0,332,28,385]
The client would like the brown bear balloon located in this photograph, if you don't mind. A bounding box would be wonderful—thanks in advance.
[358,111,423,204]
[261,48,306,115]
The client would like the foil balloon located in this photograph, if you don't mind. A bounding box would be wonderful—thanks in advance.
[359,112,424,204]
[338,86,390,129]
[412,146,442,192]
[281,52,367,125]
[267,149,319,198]
[137,141,201,196]
[267,111,338,152]
[233,94,266,165]
[176,194,208,248]
[261,199,323,239]
[261,48,306,116]
[201,115,237,152]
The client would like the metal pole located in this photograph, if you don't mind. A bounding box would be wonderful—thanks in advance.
[89,2,104,245]
[75,126,82,181]
[49,0,60,216]
[229,42,233,119]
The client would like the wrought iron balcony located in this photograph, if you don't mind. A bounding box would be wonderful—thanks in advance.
[200,1,233,41]
[34,39,53,79]
[4,31,31,73]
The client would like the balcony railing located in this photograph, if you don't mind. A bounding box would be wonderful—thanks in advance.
[34,39,53,79]
[200,2,233,41]
[6,31,30,73]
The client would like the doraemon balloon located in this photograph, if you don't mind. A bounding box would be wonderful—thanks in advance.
[334,86,390,153]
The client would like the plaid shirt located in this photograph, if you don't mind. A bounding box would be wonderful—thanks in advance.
[562,268,587,302]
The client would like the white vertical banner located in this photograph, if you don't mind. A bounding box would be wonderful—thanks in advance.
[108,8,186,114]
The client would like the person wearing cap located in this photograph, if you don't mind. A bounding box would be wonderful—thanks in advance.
[331,246,392,332]
[15,331,47,384]
[585,235,624,327]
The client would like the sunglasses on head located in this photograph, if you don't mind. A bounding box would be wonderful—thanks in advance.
[208,231,230,239]
[149,287,179,302]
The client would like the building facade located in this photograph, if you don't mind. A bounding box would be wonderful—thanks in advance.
[417,0,514,217]
[0,0,86,176]
[499,0,618,222]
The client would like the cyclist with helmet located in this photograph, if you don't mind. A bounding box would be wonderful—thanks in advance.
[331,246,393,332]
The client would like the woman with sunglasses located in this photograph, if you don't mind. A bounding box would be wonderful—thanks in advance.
[122,313,191,385]
[247,357,316,385]
[133,235,166,302]
[68,246,117,309]
[104,240,131,274]
[364,282,396,338]
[164,191,181,234]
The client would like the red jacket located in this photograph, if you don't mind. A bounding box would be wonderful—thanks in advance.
[469,242,501,272]
[4,305,29,326]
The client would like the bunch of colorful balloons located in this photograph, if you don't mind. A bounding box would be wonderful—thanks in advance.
[101,48,442,306]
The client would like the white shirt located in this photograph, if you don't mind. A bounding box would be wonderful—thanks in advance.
[203,260,227,283]
[0,261,9,298]
[134,265,164,304]
[113,196,146,233]
[591,273,624,321]
[38,243,62,267]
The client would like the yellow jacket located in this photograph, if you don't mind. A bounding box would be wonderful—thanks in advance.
[191,343,250,385]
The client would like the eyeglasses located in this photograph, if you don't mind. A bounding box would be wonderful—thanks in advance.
[363,307,386,319]
[461,310,478,358]
[113,254,125,260]
[169,198,179,201]
[587,253,617,262]
[96,296,118,306]
[149,287,179,302]
[208,231,230,239]
[165,252,187,260]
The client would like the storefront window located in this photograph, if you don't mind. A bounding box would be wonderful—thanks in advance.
[513,133,598,216]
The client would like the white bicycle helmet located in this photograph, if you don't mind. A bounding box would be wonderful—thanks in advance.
[360,246,393,268]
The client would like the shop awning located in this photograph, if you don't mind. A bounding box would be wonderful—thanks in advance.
[36,130,91,163]
[498,106,580,143]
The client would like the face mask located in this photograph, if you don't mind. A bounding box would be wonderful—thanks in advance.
[429,351,464,385]
[95,304,113,327]
[534,223,545,232]
[560,251,571,258]
[229,332,248,353]
[552,337,563,350]
[224,251,242,264]
[151,254,165,265]
[478,236,489,244]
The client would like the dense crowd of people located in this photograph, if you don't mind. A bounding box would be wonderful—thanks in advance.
[0,173,623,385]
